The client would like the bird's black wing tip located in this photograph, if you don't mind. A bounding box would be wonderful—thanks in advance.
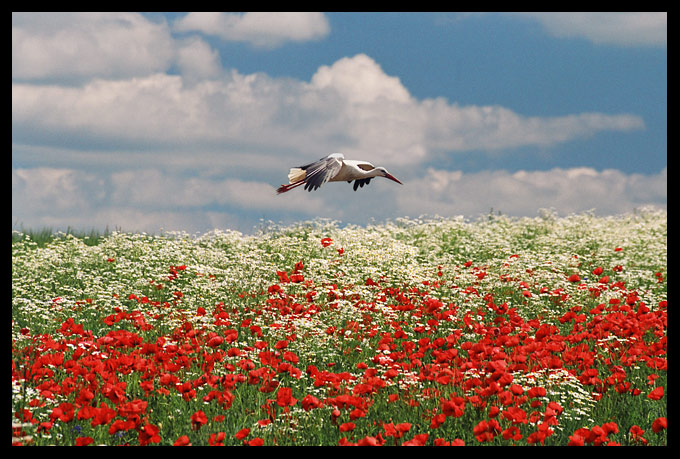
[352,178,372,191]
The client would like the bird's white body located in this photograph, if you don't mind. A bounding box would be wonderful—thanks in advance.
[277,153,402,194]
[332,160,379,181]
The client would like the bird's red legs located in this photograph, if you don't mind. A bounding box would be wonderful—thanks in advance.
[276,180,306,194]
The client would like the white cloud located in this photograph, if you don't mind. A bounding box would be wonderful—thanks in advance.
[175,36,223,81]
[12,165,666,234]
[10,13,664,236]
[12,168,105,215]
[12,12,175,81]
[421,100,644,152]
[397,166,667,218]
[518,12,667,47]
[12,54,644,170]
[12,166,322,233]
[173,12,330,48]
[108,169,326,214]
[311,54,411,104]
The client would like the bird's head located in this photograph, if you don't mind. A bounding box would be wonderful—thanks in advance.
[377,167,403,185]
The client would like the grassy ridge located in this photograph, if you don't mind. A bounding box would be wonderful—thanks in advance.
[12,209,666,445]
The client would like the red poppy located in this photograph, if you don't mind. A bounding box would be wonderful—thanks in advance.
[568,431,586,446]
[301,394,322,411]
[507,383,523,396]
[502,426,522,441]
[402,433,428,446]
[276,271,290,283]
[77,404,96,422]
[648,386,664,400]
[441,396,465,418]
[629,425,647,444]
[173,435,191,446]
[339,422,355,432]
[208,336,224,348]
[108,419,135,435]
[527,386,546,398]
[502,406,527,425]
[321,237,333,247]
[652,417,667,433]
[91,403,117,427]
[50,402,75,423]
[473,421,493,443]
[602,422,618,435]
[209,432,226,446]
[579,426,606,445]
[276,386,297,407]
[118,399,147,419]
[430,413,446,429]
[75,436,94,446]
[224,328,238,342]
[527,422,554,445]
[396,423,411,434]
[235,428,250,440]
[349,407,367,420]
[473,419,500,442]
[191,410,208,430]
[358,436,384,446]
[138,423,161,446]
[283,351,299,364]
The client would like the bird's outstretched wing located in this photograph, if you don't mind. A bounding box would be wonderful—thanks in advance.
[299,154,344,192]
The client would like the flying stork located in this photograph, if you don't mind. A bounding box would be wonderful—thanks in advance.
[277,153,402,194]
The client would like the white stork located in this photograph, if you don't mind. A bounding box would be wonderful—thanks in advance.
[277,153,402,194]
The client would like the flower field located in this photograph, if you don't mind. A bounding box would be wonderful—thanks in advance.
[12,209,667,446]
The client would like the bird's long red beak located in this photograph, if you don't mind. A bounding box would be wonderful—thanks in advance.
[385,173,403,185]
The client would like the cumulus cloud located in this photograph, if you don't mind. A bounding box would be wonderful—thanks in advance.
[12,165,333,233]
[421,100,644,152]
[12,165,667,234]
[107,169,325,214]
[397,166,667,218]
[12,53,644,168]
[175,36,223,82]
[173,12,330,48]
[11,14,661,234]
[12,12,175,81]
[12,167,104,215]
[311,54,411,104]
[518,12,667,47]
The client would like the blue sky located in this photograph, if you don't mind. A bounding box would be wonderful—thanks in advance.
[12,12,667,234]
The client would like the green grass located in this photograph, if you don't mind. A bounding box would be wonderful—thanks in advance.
[12,225,116,248]
[12,209,666,446]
